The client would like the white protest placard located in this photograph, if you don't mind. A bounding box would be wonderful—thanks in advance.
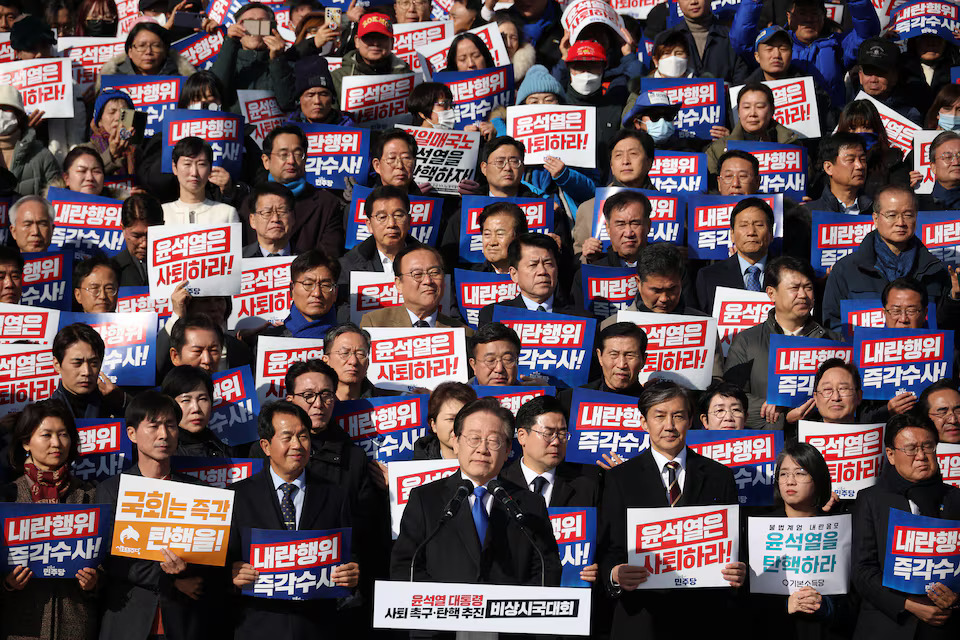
[0,342,58,412]
[366,328,469,391]
[798,421,884,499]
[616,310,718,389]
[349,271,453,325]
[938,442,960,488]
[712,287,773,357]
[626,505,739,589]
[0,33,15,63]
[116,0,140,34]
[855,90,920,154]
[341,73,417,128]
[730,77,821,139]
[387,458,461,539]
[747,514,852,595]
[415,22,510,78]
[237,89,284,149]
[562,0,627,41]
[57,37,126,95]
[111,474,234,566]
[400,125,481,195]
[912,129,940,195]
[227,256,295,331]
[824,2,845,23]
[254,336,325,408]
[507,104,597,168]
[147,223,242,299]
[373,580,592,635]
[0,58,74,118]
[612,0,666,19]
[394,20,455,78]
[0,302,59,345]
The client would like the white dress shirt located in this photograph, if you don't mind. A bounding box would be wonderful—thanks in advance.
[162,199,240,225]
[377,248,394,274]
[258,244,291,257]
[269,466,307,529]
[406,308,438,327]
[520,293,554,312]
[463,472,495,516]
[650,447,688,504]
[519,458,557,506]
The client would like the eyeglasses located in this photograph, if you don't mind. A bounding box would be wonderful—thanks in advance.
[381,154,414,167]
[877,211,917,222]
[884,306,923,319]
[271,150,306,163]
[937,152,960,164]
[291,390,336,406]
[710,408,745,419]
[815,387,856,399]
[777,470,812,483]
[254,207,292,219]
[400,267,443,282]
[131,42,165,53]
[530,428,569,443]
[434,100,453,109]
[295,280,337,294]
[929,406,960,420]
[459,434,507,451]
[892,443,937,457]
[478,354,518,368]
[333,348,368,362]
[81,284,118,297]
[370,212,409,224]
[719,172,753,184]
[488,157,522,169]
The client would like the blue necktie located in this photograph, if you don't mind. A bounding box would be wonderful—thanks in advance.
[745,265,762,292]
[280,483,297,531]
[472,486,488,545]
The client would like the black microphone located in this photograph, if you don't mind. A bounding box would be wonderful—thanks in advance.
[488,479,546,587]
[409,479,474,581]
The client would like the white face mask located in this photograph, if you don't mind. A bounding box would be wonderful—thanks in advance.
[187,102,222,111]
[570,71,602,95]
[0,110,19,136]
[658,55,688,78]
[435,109,457,130]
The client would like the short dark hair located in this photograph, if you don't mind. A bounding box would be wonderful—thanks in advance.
[247,182,296,215]
[482,136,524,163]
[765,255,815,289]
[124,21,170,55]
[284,359,339,398]
[393,244,444,277]
[290,249,342,286]
[445,32,495,71]
[372,128,417,159]
[638,379,692,418]
[515,395,568,432]
[469,322,521,358]
[235,1,276,21]
[0,245,24,271]
[172,136,213,164]
[324,323,370,353]
[697,380,749,418]
[407,82,454,124]
[452,396,515,439]
[506,232,559,269]
[53,323,105,364]
[161,364,214,399]
[364,184,411,221]
[170,314,224,355]
[773,441,832,508]
[930,130,960,163]
[730,196,774,229]
[609,129,654,162]
[477,202,527,234]
[262,124,307,156]
[177,70,226,109]
[813,357,861,394]
[258,400,311,442]
[73,255,120,290]
[918,379,960,415]
[126,390,182,431]
[736,83,775,109]
[882,277,928,309]
[884,412,938,449]
[598,321,648,354]
[428,382,478,425]
[819,132,866,166]
[9,400,80,474]
[603,190,651,222]
[788,0,827,15]
[718,149,760,176]
[121,193,164,227]
[63,147,104,176]
[636,242,683,282]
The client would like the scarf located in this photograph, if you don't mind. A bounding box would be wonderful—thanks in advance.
[268,173,307,197]
[24,461,70,503]
[932,181,960,209]
[873,232,917,283]
[520,0,556,48]
[284,303,336,338]
[879,464,948,518]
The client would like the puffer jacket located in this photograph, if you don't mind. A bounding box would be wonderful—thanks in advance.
[730,0,880,107]
[209,36,297,113]
[95,50,196,91]
[8,128,60,196]
[330,50,412,104]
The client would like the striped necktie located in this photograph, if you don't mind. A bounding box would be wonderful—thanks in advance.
[665,461,681,507]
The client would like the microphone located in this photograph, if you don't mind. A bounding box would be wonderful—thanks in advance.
[409,479,474,581]
[487,479,546,587]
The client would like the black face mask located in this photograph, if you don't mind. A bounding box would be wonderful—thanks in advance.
[85,19,117,37]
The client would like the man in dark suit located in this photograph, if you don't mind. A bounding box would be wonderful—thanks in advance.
[468,201,528,274]
[230,400,359,639]
[852,413,960,640]
[391,397,561,587]
[117,192,163,286]
[802,133,872,216]
[695,196,774,314]
[95,391,218,640]
[242,182,298,258]
[597,381,746,639]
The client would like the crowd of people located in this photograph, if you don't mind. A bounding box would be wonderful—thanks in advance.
[0,0,958,638]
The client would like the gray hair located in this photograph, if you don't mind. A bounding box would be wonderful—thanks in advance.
[323,322,371,352]
[9,195,55,227]
[930,130,960,163]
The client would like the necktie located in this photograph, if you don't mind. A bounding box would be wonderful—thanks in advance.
[665,461,681,507]
[267,252,279,258]
[279,483,297,530]
[532,476,548,497]
[472,486,488,545]
[414,319,430,328]
[536,305,547,312]
[745,265,762,292]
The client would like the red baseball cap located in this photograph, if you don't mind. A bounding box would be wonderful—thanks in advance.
[358,13,393,38]
[565,41,607,64]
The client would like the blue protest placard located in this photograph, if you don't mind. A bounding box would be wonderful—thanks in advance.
[332,394,429,462]
[0,503,111,577]
[883,508,960,594]
[299,123,370,190]
[590,187,686,250]
[854,327,955,400]
[953,66,960,84]
[58,312,157,386]
[565,388,649,465]
[243,527,353,600]
[210,366,261,446]
[161,109,244,179]
[21,251,73,311]
[73,418,134,483]
[473,385,556,416]
[766,335,853,407]
[687,430,782,506]
[686,193,784,260]
[433,66,515,129]
[640,78,725,140]
[648,151,708,194]
[116,286,173,323]
[727,141,808,200]
[839,298,937,341]
[453,269,518,328]
[580,264,636,319]
[171,29,225,71]
[459,195,552,264]
[100,74,182,137]
[891,1,960,45]
[548,507,596,588]
[916,210,960,267]
[492,308,596,388]
[172,457,264,487]
[810,211,875,276]
[47,187,124,258]
[345,185,443,250]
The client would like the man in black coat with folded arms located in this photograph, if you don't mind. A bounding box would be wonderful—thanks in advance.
[230,400,359,639]
[597,380,746,640]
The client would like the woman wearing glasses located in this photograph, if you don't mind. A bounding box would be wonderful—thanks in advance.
[97,21,196,87]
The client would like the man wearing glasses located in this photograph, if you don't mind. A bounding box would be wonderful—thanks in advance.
[920,130,960,210]
[823,183,956,332]
[260,249,340,339]
[73,255,120,313]
[322,323,399,401]
[243,183,298,257]
[919,380,960,445]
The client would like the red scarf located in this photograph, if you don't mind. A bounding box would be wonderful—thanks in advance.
[24,462,70,503]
